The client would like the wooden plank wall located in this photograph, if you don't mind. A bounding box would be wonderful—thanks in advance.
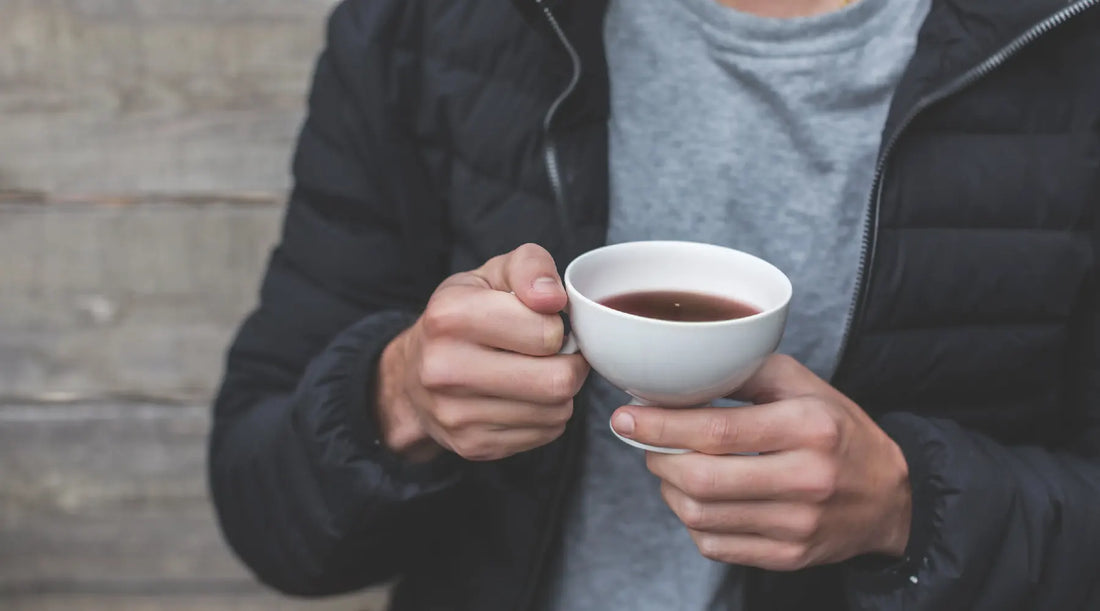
[0,1,390,608]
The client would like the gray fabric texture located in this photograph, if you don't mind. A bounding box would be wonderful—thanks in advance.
[544,0,931,609]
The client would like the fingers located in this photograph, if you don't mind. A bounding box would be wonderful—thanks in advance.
[727,354,825,404]
[432,423,569,462]
[685,530,813,572]
[420,393,571,459]
[429,243,567,354]
[423,285,566,356]
[645,450,837,503]
[660,482,822,542]
[419,340,589,404]
[427,395,574,431]
[477,243,566,315]
[651,452,839,571]
[613,401,827,454]
[398,243,574,463]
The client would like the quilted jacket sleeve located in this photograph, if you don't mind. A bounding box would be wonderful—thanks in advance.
[208,1,462,596]
[844,412,1100,610]
[844,250,1100,608]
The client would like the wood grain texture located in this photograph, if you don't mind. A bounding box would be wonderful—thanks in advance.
[0,0,339,194]
[0,2,400,606]
[0,402,390,609]
[0,200,282,399]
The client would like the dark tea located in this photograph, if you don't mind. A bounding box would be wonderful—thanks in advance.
[599,290,761,323]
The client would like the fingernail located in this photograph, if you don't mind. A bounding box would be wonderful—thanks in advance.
[612,411,635,436]
[533,276,560,295]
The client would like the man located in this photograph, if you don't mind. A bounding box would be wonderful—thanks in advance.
[208,0,1100,609]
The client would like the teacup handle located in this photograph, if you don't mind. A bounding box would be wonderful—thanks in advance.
[559,333,579,355]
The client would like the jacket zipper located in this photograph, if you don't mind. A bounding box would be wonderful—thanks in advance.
[833,0,1100,375]
[518,5,586,611]
[536,0,584,255]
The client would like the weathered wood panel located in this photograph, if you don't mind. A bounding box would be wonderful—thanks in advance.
[0,199,282,399]
[0,402,390,609]
[0,0,339,194]
[0,1,396,606]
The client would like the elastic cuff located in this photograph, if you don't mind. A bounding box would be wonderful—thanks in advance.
[335,310,462,484]
[845,411,941,593]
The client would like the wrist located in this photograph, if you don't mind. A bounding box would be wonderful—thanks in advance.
[375,327,442,462]
[873,436,913,558]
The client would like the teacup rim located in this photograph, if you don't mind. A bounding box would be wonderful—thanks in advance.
[563,240,793,329]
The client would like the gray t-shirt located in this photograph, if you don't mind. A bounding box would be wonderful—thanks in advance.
[544,0,930,610]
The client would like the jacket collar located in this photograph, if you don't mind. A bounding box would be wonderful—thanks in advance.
[883,0,1095,136]
[932,0,1088,69]
[514,0,1077,28]
[512,0,1087,83]
[511,0,1096,155]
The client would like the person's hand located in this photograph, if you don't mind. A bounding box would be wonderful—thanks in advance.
[376,244,589,463]
[611,354,911,570]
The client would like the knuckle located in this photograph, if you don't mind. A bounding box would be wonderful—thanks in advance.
[545,365,579,402]
[433,402,467,431]
[695,534,726,562]
[792,396,818,421]
[451,437,498,462]
[541,314,565,354]
[798,464,838,502]
[514,242,548,260]
[659,479,675,501]
[684,465,719,500]
[422,297,464,338]
[570,360,590,393]
[703,414,737,451]
[807,411,841,449]
[417,345,457,390]
[788,508,823,541]
[448,437,475,459]
[549,401,575,427]
[678,498,710,530]
[646,452,662,476]
[775,544,811,572]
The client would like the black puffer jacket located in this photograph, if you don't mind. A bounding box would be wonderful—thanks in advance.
[208,0,1100,609]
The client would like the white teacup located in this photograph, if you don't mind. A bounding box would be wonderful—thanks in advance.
[562,241,792,454]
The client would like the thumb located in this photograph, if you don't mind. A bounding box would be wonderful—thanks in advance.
[498,243,567,314]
